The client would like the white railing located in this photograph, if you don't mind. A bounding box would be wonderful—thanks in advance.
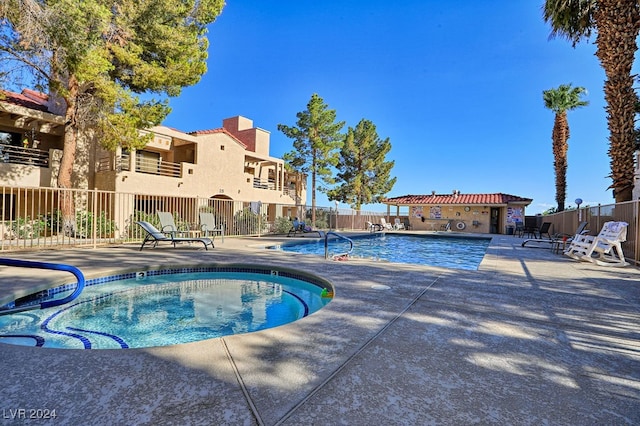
[0,185,386,251]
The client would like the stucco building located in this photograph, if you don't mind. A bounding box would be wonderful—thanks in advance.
[384,192,533,234]
[1,89,305,224]
[0,90,306,238]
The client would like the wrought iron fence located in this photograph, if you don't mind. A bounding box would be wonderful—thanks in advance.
[5,184,635,264]
[0,186,387,251]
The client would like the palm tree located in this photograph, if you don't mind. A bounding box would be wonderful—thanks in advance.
[543,0,640,202]
[543,84,589,211]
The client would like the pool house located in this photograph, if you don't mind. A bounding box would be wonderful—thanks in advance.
[383,192,533,234]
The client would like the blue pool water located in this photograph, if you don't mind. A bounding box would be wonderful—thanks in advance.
[269,234,491,270]
[0,269,331,349]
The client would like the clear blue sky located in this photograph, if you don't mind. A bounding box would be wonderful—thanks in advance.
[163,0,637,214]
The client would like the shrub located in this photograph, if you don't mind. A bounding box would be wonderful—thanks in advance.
[9,216,46,238]
[273,216,293,234]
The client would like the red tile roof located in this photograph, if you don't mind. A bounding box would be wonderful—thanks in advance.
[0,89,49,112]
[384,193,532,206]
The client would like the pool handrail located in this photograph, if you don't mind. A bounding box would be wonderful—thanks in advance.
[324,232,354,259]
[0,258,86,316]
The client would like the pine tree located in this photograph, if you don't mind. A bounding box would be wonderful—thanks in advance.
[328,119,396,210]
[278,93,345,225]
[0,0,224,233]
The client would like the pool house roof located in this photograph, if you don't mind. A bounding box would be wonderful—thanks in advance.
[384,192,533,206]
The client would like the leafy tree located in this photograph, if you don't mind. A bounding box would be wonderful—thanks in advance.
[543,0,640,202]
[278,93,345,225]
[327,119,396,210]
[543,84,588,212]
[0,0,224,232]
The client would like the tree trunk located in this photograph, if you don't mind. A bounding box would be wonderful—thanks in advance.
[57,76,79,236]
[552,112,569,211]
[311,164,317,226]
[594,0,640,202]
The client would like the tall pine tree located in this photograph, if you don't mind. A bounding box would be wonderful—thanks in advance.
[328,119,396,211]
[278,93,345,225]
[0,0,224,233]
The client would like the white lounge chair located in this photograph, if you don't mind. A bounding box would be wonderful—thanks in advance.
[393,218,405,230]
[564,221,629,267]
[199,212,224,242]
[379,218,393,230]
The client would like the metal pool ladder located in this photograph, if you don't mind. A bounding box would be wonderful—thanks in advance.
[0,258,86,316]
[324,231,354,260]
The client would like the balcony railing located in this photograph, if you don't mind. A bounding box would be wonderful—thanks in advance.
[253,177,275,190]
[0,144,49,167]
[119,152,181,177]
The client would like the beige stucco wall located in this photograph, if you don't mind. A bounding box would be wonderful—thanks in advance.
[110,131,300,205]
[404,205,493,233]
[397,204,528,234]
[0,162,53,187]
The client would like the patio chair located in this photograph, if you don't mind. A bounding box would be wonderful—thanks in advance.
[199,212,224,242]
[441,220,452,231]
[287,218,323,238]
[521,221,587,248]
[157,211,189,238]
[379,218,393,230]
[366,221,383,232]
[136,221,213,251]
[565,221,629,267]
[393,218,405,230]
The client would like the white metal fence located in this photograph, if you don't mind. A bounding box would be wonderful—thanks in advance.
[0,186,387,251]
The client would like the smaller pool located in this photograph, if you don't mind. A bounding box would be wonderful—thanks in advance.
[0,266,332,349]
[269,233,491,270]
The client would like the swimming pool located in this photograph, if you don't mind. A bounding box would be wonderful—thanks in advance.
[0,266,332,349]
[269,233,491,270]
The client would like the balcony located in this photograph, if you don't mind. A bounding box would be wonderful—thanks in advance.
[253,176,275,190]
[0,144,49,167]
[120,152,181,178]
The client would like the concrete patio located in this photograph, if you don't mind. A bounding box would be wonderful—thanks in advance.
[0,233,638,425]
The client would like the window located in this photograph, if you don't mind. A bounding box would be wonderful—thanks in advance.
[0,194,15,220]
[0,130,21,146]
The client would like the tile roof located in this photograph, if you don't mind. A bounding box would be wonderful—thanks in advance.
[0,89,49,112]
[384,193,532,205]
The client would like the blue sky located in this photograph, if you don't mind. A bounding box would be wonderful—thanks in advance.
[163,0,636,214]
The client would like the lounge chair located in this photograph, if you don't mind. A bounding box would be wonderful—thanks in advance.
[380,218,393,230]
[199,212,224,242]
[287,218,323,237]
[441,220,452,231]
[366,221,383,232]
[565,221,629,267]
[157,211,189,238]
[393,218,405,230]
[522,221,587,248]
[136,221,214,250]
